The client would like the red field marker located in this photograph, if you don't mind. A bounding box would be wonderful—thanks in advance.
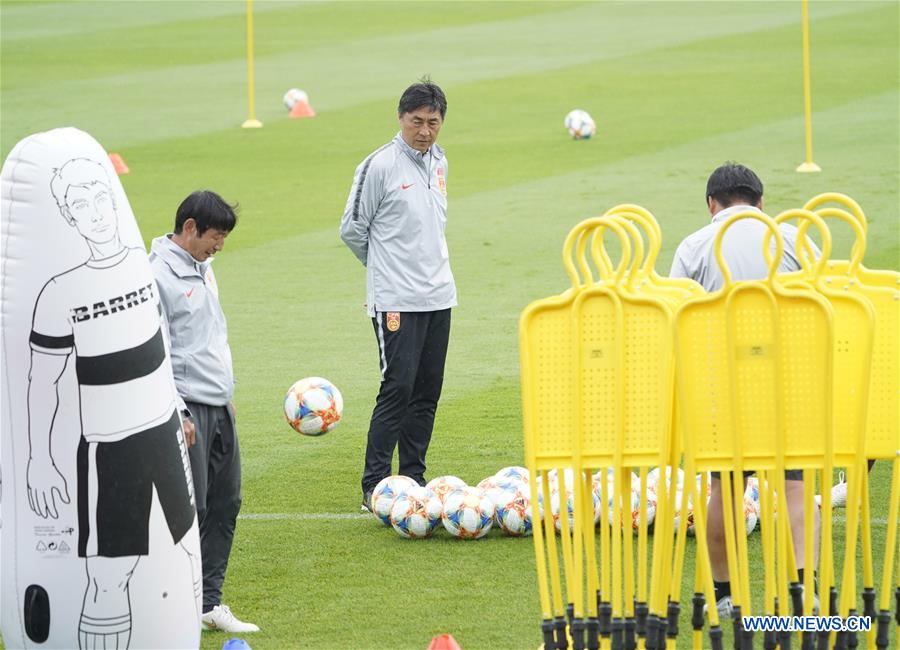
[427,633,462,650]
[108,153,130,174]
[289,99,316,118]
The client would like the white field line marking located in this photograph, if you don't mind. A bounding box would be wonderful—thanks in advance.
[237,512,890,525]
[826,514,889,526]
[239,512,370,521]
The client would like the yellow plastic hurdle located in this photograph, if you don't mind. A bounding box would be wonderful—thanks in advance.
[604,204,705,299]
[601,206,708,648]
[572,216,682,650]
[572,218,635,650]
[790,204,899,648]
[520,199,893,649]
[600,209,707,648]
[522,212,686,650]
[766,209,876,649]
[673,211,834,649]
[803,193,900,290]
[521,217,633,650]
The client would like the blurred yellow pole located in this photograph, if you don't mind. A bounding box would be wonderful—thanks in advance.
[797,0,820,172]
[242,0,262,128]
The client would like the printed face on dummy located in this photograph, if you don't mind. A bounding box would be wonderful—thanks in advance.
[64,182,118,244]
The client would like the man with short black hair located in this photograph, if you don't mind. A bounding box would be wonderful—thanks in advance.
[340,78,456,510]
[670,162,821,619]
[670,162,809,289]
[150,190,258,634]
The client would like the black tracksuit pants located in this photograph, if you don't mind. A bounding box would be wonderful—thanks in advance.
[185,401,242,612]
[361,309,451,494]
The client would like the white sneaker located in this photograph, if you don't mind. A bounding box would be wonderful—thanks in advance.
[798,586,821,615]
[703,596,734,620]
[201,604,260,633]
[814,472,847,508]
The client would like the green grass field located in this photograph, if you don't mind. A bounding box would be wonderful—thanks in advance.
[2,1,898,648]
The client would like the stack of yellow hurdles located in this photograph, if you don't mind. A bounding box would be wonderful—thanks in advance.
[519,194,898,650]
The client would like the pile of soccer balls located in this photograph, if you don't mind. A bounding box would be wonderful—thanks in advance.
[368,466,763,540]
[369,467,533,540]
[642,468,760,536]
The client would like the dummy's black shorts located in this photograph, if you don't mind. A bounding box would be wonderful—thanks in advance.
[77,410,195,557]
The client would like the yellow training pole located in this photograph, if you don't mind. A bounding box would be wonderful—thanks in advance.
[758,472,777,641]
[797,0,820,172]
[600,471,612,649]
[692,474,708,649]
[620,469,635,643]
[860,475,877,648]
[636,467,648,641]
[877,460,900,647]
[242,0,263,128]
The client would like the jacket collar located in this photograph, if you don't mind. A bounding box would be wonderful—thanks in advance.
[150,234,207,279]
[711,204,763,224]
[393,132,444,163]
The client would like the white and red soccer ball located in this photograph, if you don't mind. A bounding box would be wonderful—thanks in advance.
[486,481,534,537]
[539,468,603,533]
[441,486,495,539]
[647,467,685,501]
[390,486,443,539]
[426,475,468,504]
[743,495,760,535]
[283,88,309,110]
[564,109,596,140]
[494,466,529,484]
[370,475,418,526]
[283,376,343,435]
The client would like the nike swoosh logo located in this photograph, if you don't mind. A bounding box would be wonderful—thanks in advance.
[401,183,414,190]
[185,289,194,298]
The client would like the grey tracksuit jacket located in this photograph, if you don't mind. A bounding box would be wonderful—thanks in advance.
[149,235,234,406]
[340,133,457,317]
[669,205,820,292]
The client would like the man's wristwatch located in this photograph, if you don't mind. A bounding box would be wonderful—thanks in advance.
[180,408,193,420]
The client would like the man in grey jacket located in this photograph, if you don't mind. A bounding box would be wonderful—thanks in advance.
[149,190,258,634]
[340,79,457,509]
[670,162,821,622]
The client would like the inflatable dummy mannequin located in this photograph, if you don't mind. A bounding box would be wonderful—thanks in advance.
[1,127,202,648]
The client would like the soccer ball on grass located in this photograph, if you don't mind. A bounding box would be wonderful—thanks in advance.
[442,487,495,539]
[390,486,443,539]
[283,88,308,111]
[490,482,534,537]
[283,377,343,435]
[426,475,467,504]
[564,109,596,140]
[370,475,418,526]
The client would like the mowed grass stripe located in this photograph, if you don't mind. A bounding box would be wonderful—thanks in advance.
[0,1,876,154]
[1,2,569,89]
[0,0,298,42]
[95,2,898,252]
